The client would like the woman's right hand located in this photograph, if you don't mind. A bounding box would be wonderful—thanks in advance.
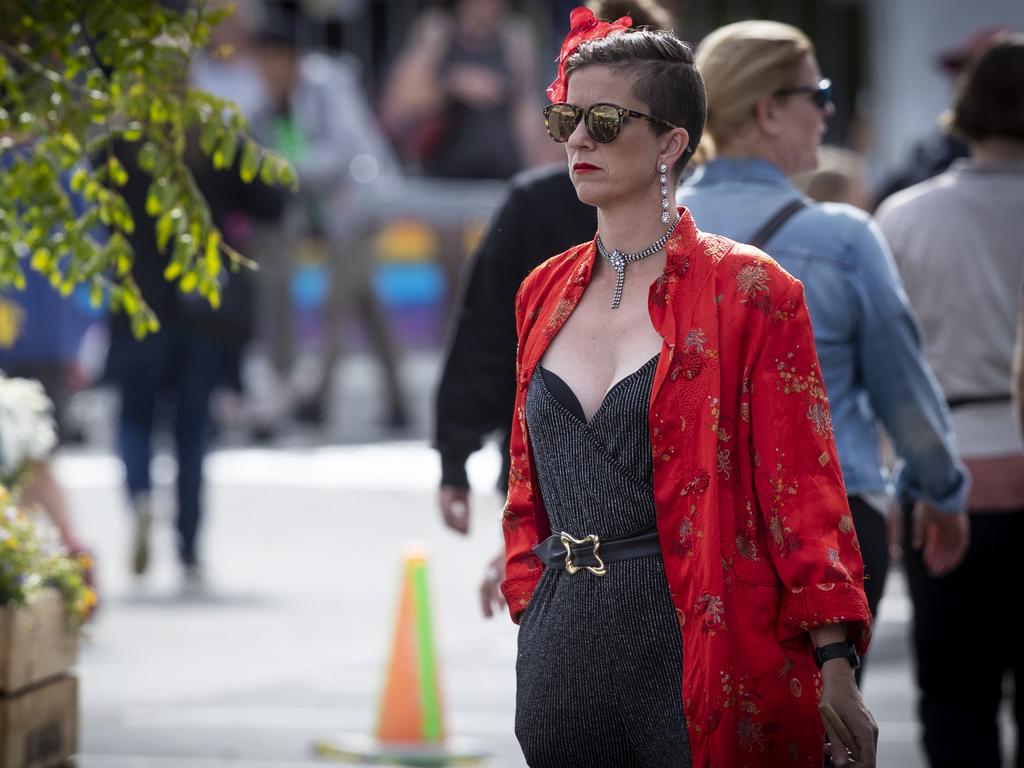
[819,661,878,767]
[479,551,506,618]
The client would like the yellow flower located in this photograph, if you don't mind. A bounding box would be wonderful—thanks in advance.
[75,552,94,569]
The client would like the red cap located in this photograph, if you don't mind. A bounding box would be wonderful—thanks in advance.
[936,26,1015,75]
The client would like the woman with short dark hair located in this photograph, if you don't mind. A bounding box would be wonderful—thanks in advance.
[502,9,876,767]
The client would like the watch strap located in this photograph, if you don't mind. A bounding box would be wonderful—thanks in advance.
[814,641,860,670]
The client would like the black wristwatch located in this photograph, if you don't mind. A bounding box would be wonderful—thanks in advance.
[814,641,860,670]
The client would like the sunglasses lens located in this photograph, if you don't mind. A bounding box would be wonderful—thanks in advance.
[586,104,622,143]
[813,81,832,109]
[546,104,580,142]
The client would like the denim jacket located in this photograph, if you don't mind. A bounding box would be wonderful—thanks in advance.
[679,157,969,513]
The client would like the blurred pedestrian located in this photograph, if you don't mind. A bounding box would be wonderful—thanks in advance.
[432,0,674,618]
[105,139,283,583]
[190,0,266,122]
[793,145,872,210]
[873,26,1012,208]
[677,21,971,684]
[505,10,875,766]
[249,11,409,428]
[876,34,1024,768]
[380,0,539,179]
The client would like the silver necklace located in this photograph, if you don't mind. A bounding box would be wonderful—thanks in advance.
[595,216,680,309]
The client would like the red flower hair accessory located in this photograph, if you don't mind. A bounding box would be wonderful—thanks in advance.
[546,6,633,103]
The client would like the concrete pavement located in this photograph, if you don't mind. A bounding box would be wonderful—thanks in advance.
[55,438,935,768]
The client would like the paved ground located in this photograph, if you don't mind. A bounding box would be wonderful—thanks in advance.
[50,351,1012,767]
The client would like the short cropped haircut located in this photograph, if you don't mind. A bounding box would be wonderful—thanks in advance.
[565,29,706,178]
[949,33,1024,143]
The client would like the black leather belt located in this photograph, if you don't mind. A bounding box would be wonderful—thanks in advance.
[532,528,661,577]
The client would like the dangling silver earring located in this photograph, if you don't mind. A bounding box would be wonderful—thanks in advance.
[659,163,670,224]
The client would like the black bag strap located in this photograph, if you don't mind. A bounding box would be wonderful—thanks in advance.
[748,198,807,249]
[946,393,1013,410]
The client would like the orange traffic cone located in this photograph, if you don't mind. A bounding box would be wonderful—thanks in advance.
[313,548,489,766]
[375,548,445,745]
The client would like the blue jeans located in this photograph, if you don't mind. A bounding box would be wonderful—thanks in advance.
[118,329,225,566]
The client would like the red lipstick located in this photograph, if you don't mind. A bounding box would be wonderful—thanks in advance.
[573,162,599,173]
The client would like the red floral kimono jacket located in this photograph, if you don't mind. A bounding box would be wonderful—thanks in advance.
[501,209,871,767]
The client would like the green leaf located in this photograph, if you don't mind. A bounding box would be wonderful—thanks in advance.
[69,167,87,192]
[137,142,159,172]
[122,122,143,141]
[130,310,148,339]
[204,231,221,275]
[205,3,236,27]
[145,180,178,217]
[212,132,238,170]
[59,133,81,153]
[90,281,104,308]
[149,97,169,124]
[179,271,198,293]
[199,119,219,156]
[276,160,298,191]
[108,156,129,186]
[30,248,51,271]
[156,211,175,253]
[239,140,259,183]
[83,180,101,202]
[145,188,161,217]
[122,289,138,315]
[259,155,277,186]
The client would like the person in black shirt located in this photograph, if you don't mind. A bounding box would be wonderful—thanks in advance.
[432,0,675,617]
[434,163,595,527]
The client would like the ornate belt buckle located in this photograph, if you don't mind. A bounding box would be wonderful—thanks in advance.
[559,532,607,576]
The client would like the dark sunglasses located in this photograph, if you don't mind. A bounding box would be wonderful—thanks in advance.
[543,101,680,143]
[772,78,832,110]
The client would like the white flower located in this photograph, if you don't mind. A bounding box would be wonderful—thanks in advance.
[0,372,58,484]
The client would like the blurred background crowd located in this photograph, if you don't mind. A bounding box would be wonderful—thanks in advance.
[3,0,1020,465]
[2,0,1020,448]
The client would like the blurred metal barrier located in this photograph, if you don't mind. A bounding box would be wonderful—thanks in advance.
[352,175,510,317]
[359,176,508,224]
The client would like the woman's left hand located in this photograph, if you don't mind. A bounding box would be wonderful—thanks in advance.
[819,662,878,766]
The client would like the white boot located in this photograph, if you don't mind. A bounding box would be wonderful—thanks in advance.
[131,493,153,575]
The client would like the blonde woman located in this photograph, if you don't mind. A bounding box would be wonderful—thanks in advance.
[678,20,970,675]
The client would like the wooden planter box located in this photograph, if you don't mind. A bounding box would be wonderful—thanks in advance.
[0,675,77,768]
[0,590,78,767]
[0,590,78,695]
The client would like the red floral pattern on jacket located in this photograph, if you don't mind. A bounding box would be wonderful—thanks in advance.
[501,208,871,767]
